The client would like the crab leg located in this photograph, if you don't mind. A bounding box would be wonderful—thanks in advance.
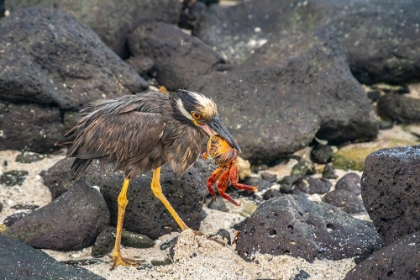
[229,164,257,191]
[217,168,240,206]
[207,167,224,201]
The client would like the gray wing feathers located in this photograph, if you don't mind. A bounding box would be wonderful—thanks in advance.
[68,112,165,170]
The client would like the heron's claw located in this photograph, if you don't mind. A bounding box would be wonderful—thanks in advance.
[110,254,144,270]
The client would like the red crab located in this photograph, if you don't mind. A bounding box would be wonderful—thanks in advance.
[203,135,257,206]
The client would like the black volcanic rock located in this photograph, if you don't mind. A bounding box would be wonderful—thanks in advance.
[335,173,361,195]
[362,145,420,245]
[6,0,182,58]
[0,235,104,279]
[323,189,365,214]
[0,8,147,110]
[42,158,207,239]
[128,22,223,90]
[0,8,148,153]
[194,0,420,85]
[2,181,110,250]
[377,93,420,124]
[344,232,420,280]
[236,195,383,262]
[190,27,377,161]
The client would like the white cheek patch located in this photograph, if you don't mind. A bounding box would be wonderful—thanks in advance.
[176,98,193,120]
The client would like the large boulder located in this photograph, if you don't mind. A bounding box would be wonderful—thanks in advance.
[377,93,420,124]
[236,195,383,262]
[190,27,378,162]
[0,235,104,279]
[0,8,147,152]
[193,0,420,85]
[128,22,224,90]
[362,145,420,245]
[0,101,65,152]
[6,0,182,58]
[2,181,110,250]
[344,232,420,280]
[42,158,207,239]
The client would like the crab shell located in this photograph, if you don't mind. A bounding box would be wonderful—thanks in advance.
[207,135,238,166]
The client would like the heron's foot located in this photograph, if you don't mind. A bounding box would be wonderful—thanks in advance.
[110,253,144,270]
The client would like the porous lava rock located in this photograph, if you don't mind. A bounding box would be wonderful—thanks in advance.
[236,195,382,262]
[362,145,420,245]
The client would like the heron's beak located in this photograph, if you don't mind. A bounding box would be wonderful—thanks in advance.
[202,117,241,152]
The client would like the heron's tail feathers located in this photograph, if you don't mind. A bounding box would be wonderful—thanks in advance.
[71,158,92,179]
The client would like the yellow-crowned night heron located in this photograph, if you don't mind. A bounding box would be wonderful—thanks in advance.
[55,89,239,269]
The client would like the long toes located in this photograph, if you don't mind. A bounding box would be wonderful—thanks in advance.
[111,256,144,270]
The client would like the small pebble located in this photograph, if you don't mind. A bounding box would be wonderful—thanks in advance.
[0,170,29,186]
[207,197,228,212]
[310,145,333,164]
[335,173,361,195]
[322,164,338,179]
[323,189,365,214]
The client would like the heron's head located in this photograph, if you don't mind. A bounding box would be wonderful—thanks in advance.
[171,89,240,151]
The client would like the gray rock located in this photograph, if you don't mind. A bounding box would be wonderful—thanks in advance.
[15,151,45,163]
[335,173,361,195]
[128,22,223,90]
[2,181,110,250]
[310,145,333,164]
[92,226,154,258]
[0,235,104,279]
[279,175,302,194]
[362,145,420,245]
[194,0,420,85]
[344,232,420,280]
[207,197,228,212]
[0,101,65,153]
[322,164,338,179]
[0,8,147,110]
[3,212,30,227]
[189,27,377,162]
[323,189,365,214]
[125,56,155,76]
[377,93,420,124]
[260,172,277,182]
[42,158,207,239]
[295,177,332,194]
[306,177,332,195]
[6,0,182,58]
[236,195,383,262]
[0,170,28,186]
[262,189,282,200]
[243,177,273,192]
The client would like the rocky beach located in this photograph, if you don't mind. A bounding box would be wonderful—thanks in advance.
[1,0,420,279]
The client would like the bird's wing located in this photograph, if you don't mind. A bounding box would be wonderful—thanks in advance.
[164,124,206,178]
[68,111,166,167]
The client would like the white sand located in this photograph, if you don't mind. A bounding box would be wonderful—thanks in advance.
[0,149,356,280]
[1,125,417,279]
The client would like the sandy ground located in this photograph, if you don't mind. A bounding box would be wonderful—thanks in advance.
[0,125,418,280]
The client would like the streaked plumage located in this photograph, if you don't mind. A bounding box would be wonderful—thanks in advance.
[57,91,210,179]
[55,89,239,270]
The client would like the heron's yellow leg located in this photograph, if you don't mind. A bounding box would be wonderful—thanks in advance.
[111,178,141,270]
[151,167,188,230]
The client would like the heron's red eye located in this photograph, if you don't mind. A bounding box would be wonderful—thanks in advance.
[192,112,202,120]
